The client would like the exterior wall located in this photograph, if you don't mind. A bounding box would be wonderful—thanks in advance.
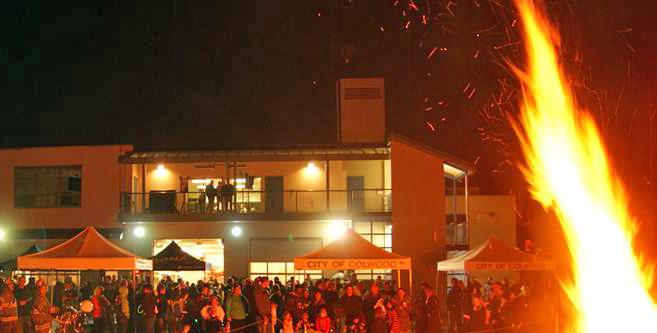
[445,195,517,247]
[391,139,446,289]
[119,220,363,278]
[0,145,132,231]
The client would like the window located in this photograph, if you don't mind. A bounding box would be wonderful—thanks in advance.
[353,220,393,280]
[249,262,321,282]
[15,166,82,208]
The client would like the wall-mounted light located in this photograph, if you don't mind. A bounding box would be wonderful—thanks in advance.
[231,225,242,237]
[304,161,320,177]
[0,229,6,241]
[154,164,170,179]
[133,226,146,238]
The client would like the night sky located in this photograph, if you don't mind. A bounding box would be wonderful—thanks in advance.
[3,0,656,208]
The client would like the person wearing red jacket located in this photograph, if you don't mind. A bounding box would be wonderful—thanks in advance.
[315,307,331,333]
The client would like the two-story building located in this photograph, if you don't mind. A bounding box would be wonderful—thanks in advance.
[0,79,484,289]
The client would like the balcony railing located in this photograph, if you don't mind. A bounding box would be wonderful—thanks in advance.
[120,189,392,216]
[446,214,468,248]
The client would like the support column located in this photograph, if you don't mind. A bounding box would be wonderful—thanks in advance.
[326,160,330,211]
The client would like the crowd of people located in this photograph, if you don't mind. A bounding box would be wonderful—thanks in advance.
[0,274,547,333]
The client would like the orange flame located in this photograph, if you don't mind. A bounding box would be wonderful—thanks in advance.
[512,0,657,331]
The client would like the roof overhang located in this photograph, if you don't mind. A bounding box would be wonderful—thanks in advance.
[119,147,390,164]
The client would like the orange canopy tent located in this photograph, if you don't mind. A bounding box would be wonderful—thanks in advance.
[437,235,554,272]
[294,229,411,286]
[18,226,152,271]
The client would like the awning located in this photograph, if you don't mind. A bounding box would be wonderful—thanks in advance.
[18,227,152,271]
[437,235,555,271]
[294,229,411,270]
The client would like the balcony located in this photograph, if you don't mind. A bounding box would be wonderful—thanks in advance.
[119,189,392,222]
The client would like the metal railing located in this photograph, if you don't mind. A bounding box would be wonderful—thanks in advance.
[120,189,392,215]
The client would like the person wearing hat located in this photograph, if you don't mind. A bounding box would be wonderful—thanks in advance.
[0,278,18,333]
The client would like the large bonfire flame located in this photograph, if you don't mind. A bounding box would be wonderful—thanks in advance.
[512,0,657,331]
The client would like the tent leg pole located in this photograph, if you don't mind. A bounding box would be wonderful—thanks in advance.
[133,270,137,333]
[396,270,401,289]
[409,269,413,295]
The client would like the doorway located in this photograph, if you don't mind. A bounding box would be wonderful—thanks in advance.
[347,176,365,211]
[265,176,284,213]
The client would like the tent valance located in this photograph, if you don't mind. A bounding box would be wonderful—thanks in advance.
[437,235,555,272]
[18,227,152,271]
[151,241,209,271]
[294,229,411,270]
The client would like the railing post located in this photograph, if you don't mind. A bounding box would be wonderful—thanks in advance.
[295,191,298,213]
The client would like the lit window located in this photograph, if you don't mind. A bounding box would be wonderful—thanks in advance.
[249,261,321,282]
[354,220,393,280]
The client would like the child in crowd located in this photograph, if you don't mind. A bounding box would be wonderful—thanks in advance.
[315,307,331,333]
[295,312,312,332]
[281,312,294,333]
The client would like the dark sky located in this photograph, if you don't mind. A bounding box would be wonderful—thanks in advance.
[2,0,656,202]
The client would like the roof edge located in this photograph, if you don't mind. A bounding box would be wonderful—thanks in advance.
[388,133,475,175]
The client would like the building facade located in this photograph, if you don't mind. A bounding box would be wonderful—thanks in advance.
[0,137,476,289]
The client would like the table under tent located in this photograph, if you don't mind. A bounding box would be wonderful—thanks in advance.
[294,229,412,289]
[17,226,152,303]
[150,240,210,282]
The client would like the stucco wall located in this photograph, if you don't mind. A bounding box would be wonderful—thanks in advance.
[0,145,132,230]
[391,139,446,289]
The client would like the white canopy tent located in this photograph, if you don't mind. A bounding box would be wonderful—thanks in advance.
[437,235,554,272]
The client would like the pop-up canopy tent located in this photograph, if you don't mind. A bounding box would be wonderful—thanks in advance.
[437,235,555,272]
[18,226,152,271]
[0,245,41,273]
[295,228,411,286]
[151,241,209,271]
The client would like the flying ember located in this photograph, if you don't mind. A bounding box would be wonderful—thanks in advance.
[512,0,657,332]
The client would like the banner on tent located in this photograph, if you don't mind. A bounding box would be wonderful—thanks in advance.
[294,258,411,270]
[465,261,555,271]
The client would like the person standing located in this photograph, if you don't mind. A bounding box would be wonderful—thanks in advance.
[447,278,464,333]
[390,288,412,333]
[340,285,364,331]
[200,296,225,333]
[254,278,272,333]
[30,285,52,333]
[0,279,18,333]
[14,276,33,333]
[416,283,441,333]
[116,281,131,333]
[205,180,217,214]
[225,285,249,332]
[463,295,488,332]
[363,283,382,328]
[91,286,111,333]
[155,285,168,333]
[139,285,157,333]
